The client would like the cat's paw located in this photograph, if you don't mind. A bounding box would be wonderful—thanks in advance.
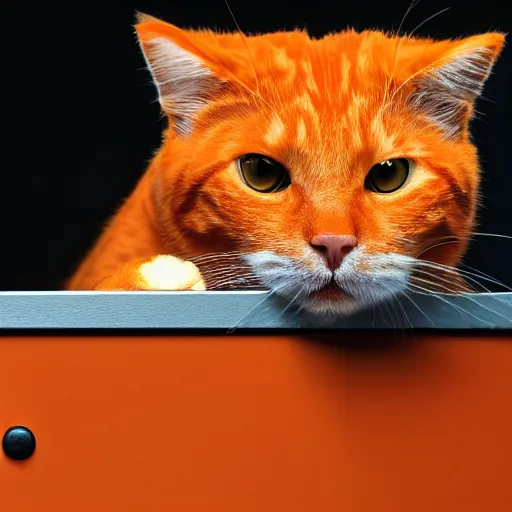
[94,255,205,291]
[138,255,205,290]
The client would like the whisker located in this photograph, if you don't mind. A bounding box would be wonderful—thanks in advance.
[412,267,481,293]
[381,0,421,121]
[401,291,436,327]
[409,276,512,324]
[410,262,512,315]
[274,289,304,322]
[383,45,488,113]
[208,276,262,290]
[459,263,512,291]
[471,232,512,241]
[395,234,459,255]
[392,295,413,331]
[395,236,512,291]
[413,259,512,292]
[396,0,422,35]
[415,239,459,257]
[199,265,253,278]
[223,0,260,95]
[188,251,245,263]
[409,275,465,295]
[207,279,261,289]
[381,299,398,331]
[406,283,494,326]
[408,7,451,37]
[208,283,264,290]
[227,285,285,333]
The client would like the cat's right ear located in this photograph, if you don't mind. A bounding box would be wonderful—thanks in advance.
[135,14,225,136]
[407,32,506,140]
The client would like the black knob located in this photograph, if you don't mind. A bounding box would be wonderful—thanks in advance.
[2,426,36,461]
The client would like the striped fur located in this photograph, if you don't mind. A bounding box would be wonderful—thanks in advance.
[67,16,504,317]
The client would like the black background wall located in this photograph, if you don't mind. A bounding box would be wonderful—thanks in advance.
[1,1,510,290]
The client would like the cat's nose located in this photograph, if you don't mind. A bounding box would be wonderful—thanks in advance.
[310,234,357,271]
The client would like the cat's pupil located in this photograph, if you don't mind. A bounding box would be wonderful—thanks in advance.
[238,154,290,193]
[365,158,410,193]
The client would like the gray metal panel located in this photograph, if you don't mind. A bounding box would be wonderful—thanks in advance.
[0,291,511,330]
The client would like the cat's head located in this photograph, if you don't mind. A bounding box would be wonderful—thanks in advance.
[135,14,505,317]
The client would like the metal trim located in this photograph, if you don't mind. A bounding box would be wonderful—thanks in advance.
[0,291,511,330]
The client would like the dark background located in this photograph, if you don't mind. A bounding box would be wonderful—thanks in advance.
[1,1,511,290]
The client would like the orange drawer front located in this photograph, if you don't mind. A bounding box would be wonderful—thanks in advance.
[1,331,511,511]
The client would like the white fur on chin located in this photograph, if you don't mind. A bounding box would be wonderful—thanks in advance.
[244,246,414,318]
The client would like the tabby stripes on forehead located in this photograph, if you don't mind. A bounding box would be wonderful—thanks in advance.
[296,117,308,145]
[301,60,319,94]
[264,114,286,146]
[340,54,351,94]
[370,114,396,155]
[290,92,321,140]
[273,47,297,85]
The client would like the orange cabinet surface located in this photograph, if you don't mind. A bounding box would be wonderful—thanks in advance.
[0,332,511,511]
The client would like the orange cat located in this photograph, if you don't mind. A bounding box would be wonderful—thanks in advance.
[68,13,505,316]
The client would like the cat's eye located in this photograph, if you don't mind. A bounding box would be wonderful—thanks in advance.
[237,154,291,193]
[365,158,411,194]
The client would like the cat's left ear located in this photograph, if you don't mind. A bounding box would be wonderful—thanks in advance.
[135,13,234,136]
[408,33,506,139]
